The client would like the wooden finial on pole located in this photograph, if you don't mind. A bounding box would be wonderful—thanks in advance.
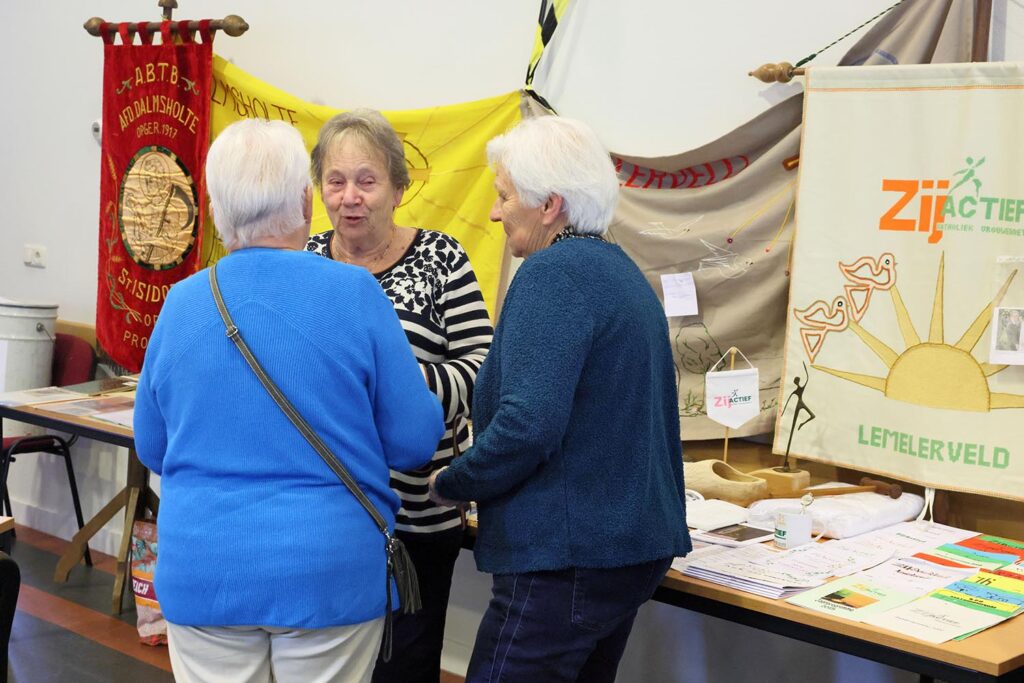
[721,347,738,464]
[159,0,178,22]
[749,62,805,84]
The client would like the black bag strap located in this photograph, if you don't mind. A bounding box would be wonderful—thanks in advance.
[208,263,419,661]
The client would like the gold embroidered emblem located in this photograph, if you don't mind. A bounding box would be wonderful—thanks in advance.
[118,146,198,270]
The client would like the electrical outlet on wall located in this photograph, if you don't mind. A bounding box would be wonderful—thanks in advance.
[23,244,47,268]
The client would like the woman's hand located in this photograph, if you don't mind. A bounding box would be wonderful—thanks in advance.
[428,467,461,507]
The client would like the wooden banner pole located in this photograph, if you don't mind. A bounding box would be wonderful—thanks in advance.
[721,347,738,464]
[84,1,248,39]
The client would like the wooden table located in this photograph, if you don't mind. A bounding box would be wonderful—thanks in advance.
[462,529,1024,682]
[0,401,157,614]
[656,569,1024,683]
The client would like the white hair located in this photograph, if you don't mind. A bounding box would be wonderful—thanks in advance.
[486,116,618,235]
[205,119,311,251]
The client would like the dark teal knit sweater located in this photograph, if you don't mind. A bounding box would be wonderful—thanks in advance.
[434,238,691,574]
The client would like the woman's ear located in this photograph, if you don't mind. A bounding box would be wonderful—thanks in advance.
[303,185,314,223]
[540,193,564,226]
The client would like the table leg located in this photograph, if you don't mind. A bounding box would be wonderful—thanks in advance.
[110,449,157,614]
[112,486,141,614]
[53,487,130,582]
[54,448,159,615]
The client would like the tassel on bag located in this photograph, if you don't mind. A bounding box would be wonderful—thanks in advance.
[390,534,422,614]
[381,533,422,662]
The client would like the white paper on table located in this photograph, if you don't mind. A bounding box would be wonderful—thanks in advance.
[840,521,979,559]
[660,272,698,317]
[787,556,977,621]
[859,556,978,593]
[687,541,884,590]
[0,386,85,407]
[91,408,134,429]
[671,541,731,572]
[862,595,1009,643]
[779,539,894,579]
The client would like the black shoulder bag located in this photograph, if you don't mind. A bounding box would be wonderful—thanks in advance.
[209,264,420,662]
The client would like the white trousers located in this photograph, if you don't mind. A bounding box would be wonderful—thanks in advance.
[166,618,384,683]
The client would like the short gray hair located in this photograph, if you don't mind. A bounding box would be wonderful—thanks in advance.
[486,117,618,235]
[205,119,311,251]
[310,109,410,190]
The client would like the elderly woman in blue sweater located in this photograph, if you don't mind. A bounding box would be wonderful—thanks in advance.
[134,119,444,683]
[429,116,691,683]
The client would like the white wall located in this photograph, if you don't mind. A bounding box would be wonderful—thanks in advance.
[1,1,1018,680]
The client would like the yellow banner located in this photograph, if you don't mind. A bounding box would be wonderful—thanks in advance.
[206,55,520,315]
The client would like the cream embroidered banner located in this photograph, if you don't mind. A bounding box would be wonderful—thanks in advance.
[527,0,972,441]
[205,56,520,315]
[776,63,1024,501]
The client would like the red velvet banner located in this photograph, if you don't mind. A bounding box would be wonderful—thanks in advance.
[96,21,212,371]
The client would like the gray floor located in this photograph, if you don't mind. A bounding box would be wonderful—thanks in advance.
[6,536,174,683]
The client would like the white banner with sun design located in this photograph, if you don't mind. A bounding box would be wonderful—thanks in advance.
[777,63,1024,501]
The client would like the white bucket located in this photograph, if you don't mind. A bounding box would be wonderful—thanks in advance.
[0,298,59,436]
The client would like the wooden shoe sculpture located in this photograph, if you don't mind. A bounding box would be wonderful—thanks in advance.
[683,459,769,507]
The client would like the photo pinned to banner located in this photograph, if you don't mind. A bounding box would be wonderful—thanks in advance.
[989,256,1024,366]
[705,347,760,430]
[990,307,1024,365]
[661,272,698,317]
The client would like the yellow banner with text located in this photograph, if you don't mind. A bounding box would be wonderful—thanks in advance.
[206,55,520,315]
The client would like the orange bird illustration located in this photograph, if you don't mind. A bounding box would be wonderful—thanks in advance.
[839,253,896,289]
[794,296,849,363]
[838,253,897,322]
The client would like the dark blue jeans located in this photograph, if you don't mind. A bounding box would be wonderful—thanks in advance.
[465,557,672,683]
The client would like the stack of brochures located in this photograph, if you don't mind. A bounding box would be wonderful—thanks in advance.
[860,535,1024,643]
[781,526,1024,643]
[683,540,894,599]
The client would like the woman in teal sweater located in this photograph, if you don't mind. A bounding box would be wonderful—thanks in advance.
[134,119,443,683]
[430,116,690,683]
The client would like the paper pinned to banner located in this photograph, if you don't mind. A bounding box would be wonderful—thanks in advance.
[661,272,698,317]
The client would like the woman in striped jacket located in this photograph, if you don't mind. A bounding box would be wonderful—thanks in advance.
[306,109,493,683]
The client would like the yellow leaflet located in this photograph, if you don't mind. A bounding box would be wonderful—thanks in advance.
[933,589,1020,615]
[967,571,1024,594]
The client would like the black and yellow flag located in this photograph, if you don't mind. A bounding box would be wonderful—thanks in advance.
[526,0,572,86]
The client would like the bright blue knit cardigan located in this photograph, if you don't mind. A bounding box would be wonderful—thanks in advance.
[134,248,444,628]
[434,238,691,574]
